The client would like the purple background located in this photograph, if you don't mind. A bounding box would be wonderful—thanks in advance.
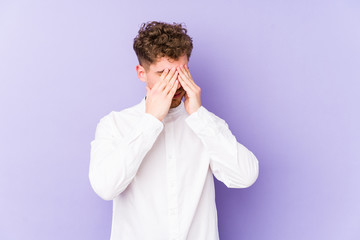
[1,0,359,239]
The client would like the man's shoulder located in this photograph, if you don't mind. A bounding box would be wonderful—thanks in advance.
[97,99,145,129]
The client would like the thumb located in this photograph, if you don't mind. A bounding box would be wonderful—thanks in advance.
[184,92,189,101]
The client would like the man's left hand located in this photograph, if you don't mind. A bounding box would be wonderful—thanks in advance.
[177,64,202,115]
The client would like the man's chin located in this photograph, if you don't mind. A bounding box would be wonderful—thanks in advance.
[170,98,182,108]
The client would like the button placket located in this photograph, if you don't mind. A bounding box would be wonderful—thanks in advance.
[164,120,180,239]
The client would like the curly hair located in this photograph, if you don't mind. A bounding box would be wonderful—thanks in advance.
[133,21,193,71]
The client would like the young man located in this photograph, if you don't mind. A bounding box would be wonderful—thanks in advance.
[89,21,259,240]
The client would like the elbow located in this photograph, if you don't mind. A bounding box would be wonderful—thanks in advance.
[229,152,259,189]
[242,168,259,188]
[229,171,258,188]
[243,153,259,188]
[93,187,117,201]
[88,171,124,201]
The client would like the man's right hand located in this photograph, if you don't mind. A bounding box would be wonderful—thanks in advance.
[145,67,179,121]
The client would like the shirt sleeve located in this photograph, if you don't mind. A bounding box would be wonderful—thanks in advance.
[185,106,259,188]
[89,112,164,200]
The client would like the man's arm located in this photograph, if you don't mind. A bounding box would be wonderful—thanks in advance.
[185,106,259,188]
[89,112,163,200]
[177,64,258,188]
[89,67,179,201]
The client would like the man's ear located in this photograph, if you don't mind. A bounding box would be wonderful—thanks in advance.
[136,64,147,83]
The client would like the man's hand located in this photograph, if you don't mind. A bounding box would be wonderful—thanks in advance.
[177,64,201,115]
[145,67,179,121]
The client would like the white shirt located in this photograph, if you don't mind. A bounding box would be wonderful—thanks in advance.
[89,97,259,240]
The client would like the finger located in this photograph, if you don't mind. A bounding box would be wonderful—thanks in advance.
[178,72,193,93]
[159,68,169,81]
[177,65,194,86]
[153,68,169,91]
[184,64,193,79]
[184,91,189,101]
[179,65,192,81]
[164,71,178,94]
[177,67,196,90]
[160,67,176,90]
[182,65,196,87]
[168,79,179,98]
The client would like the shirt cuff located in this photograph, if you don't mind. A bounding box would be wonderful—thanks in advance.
[185,106,220,137]
[143,112,164,131]
[125,112,164,144]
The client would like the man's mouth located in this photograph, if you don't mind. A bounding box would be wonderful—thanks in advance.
[174,87,184,97]
[174,91,183,97]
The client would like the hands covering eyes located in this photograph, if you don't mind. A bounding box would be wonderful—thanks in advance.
[145,64,201,121]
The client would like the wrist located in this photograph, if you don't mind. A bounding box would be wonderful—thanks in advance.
[146,110,164,122]
[188,105,201,115]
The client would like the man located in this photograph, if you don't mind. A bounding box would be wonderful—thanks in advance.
[89,21,259,240]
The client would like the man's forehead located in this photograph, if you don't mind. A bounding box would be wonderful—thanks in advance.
[151,56,188,72]
[153,57,177,67]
